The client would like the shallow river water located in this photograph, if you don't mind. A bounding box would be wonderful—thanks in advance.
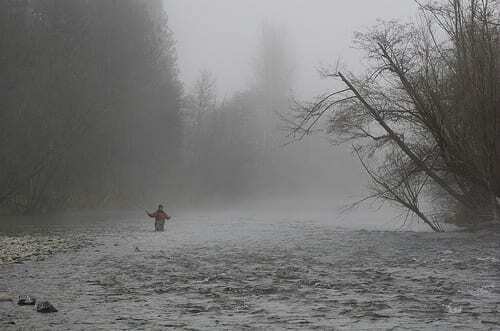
[0,211,499,330]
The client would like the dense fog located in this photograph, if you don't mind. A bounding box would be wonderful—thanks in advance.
[0,0,411,214]
[2,0,497,228]
[163,0,418,211]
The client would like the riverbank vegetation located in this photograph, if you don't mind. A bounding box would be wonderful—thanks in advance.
[0,0,182,213]
[290,0,500,231]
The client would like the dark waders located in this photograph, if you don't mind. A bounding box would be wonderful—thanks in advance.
[155,219,165,232]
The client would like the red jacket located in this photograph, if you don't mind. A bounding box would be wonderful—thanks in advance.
[147,210,170,221]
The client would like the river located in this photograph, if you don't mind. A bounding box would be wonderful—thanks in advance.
[0,211,499,330]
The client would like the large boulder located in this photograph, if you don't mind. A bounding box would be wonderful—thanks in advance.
[36,301,57,313]
[17,295,36,305]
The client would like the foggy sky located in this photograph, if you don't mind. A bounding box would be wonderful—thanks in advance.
[161,0,419,209]
[163,0,417,97]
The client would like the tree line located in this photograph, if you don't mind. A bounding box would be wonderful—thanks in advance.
[0,0,182,213]
[1,2,296,214]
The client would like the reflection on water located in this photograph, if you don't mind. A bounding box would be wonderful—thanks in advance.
[0,212,499,330]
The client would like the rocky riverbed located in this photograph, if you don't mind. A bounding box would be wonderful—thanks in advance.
[0,235,90,265]
[0,212,499,330]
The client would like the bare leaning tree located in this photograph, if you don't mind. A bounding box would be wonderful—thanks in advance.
[289,0,500,231]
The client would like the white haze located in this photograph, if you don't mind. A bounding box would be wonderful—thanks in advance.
[163,0,417,96]
[163,0,418,216]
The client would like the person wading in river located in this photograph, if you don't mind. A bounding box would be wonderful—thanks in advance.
[146,204,171,232]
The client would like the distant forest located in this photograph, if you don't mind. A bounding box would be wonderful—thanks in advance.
[1,0,182,213]
[0,0,299,214]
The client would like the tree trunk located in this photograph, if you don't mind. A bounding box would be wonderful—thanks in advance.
[338,72,474,211]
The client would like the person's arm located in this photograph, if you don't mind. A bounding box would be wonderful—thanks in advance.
[146,211,155,218]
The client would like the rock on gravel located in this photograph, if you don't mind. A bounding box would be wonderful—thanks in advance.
[36,301,57,313]
[0,292,14,302]
[17,295,36,305]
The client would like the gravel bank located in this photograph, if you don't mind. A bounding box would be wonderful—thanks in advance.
[0,234,91,265]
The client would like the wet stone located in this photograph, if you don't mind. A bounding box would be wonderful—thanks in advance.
[288,319,310,324]
[250,308,268,315]
[0,292,13,302]
[254,286,277,295]
[36,301,58,313]
[369,312,391,319]
[17,295,36,305]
